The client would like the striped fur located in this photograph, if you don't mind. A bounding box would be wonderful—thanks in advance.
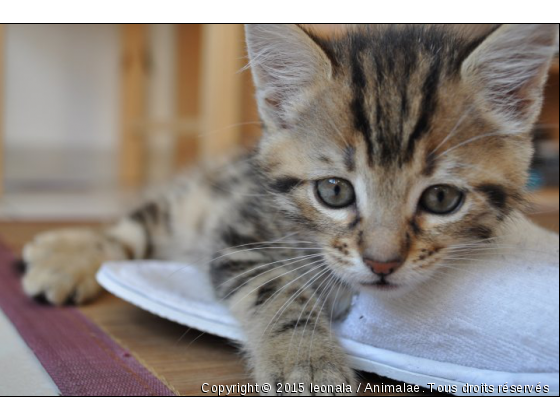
[22,24,557,394]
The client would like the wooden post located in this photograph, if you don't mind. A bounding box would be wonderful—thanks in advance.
[176,24,202,167]
[198,24,245,161]
[145,24,177,185]
[542,59,559,143]
[119,24,148,188]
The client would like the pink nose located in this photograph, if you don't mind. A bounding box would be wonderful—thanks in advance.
[363,258,403,275]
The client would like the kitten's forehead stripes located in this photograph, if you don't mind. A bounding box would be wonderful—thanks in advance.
[318,155,333,164]
[422,151,438,177]
[327,26,499,167]
[350,51,375,166]
[405,55,442,161]
[343,145,356,172]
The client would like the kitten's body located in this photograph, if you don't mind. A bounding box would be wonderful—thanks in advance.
[22,24,558,394]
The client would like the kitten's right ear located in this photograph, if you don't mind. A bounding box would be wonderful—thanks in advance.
[245,24,333,129]
[461,24,558,133]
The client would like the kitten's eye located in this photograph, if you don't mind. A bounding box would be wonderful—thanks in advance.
[316,178,355,209]
[420,185,464,215]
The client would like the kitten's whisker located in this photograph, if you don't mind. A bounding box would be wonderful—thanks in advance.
[174,258,323,346]
[227,261,328,313]
[329,280,345,340]
[170,246,323,276]
[225,259,327,304]
[184,329,209,349]
[213,239,317,255]
[450,161,527,191]
[436,263,495,277]
[444,232,537,252]
[444,250,552,260]
[256,263,329,318]
[208,255,325,315]
[430,107,472,156]
[273,269,331,351]
[173,260,325,341]
[298,274,336,362]
[261,265,332,338]
[175,327,194,345]
[293,272,336,362]
[446,246,551,252]
[322,111,351,149]
[447,232,522,245]
[441,256,497,263]
[265,269,331,363]
[214,247,323,260]
[308,276,339,361]
[219,253,323,288]
[284,273,330,363]
[165,235,320,280]
[205,232,314,255]
[438,130,521,158]
[445,246,557,255]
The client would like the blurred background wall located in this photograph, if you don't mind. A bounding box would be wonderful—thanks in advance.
[0,24,261,219]
[0,24,558,222]
[4,24,120,190]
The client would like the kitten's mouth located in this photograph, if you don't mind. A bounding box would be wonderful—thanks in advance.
[358,277,400,291]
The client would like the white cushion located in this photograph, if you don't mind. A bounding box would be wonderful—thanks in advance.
[97,216,559,396]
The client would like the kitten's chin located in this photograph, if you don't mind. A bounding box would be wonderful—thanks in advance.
[356,281,411,297]
[333,269,415,297]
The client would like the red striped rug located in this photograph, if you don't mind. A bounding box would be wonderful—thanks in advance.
[0,242,175,396]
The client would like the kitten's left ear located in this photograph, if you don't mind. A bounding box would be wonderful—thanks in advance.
[462,24,558,133]
[245,24,334,129]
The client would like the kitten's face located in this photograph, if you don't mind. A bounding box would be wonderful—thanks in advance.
[247,24,556,293]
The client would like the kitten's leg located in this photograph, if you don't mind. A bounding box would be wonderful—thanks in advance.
[22,201,169,305]
[21,159,255,305]
[212,257,355,395]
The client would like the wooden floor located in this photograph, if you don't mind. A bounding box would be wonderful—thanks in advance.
[1,210,558,396]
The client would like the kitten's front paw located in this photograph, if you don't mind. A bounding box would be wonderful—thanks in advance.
[254,336,355,396]
[21,229,125,305]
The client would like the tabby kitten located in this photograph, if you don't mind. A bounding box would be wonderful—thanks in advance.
[22,24,558,394]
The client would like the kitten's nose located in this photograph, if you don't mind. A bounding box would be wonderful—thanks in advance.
[363,258,403,275]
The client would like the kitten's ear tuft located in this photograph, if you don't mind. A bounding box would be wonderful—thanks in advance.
[245,24,333,128]
[462,24,558,132]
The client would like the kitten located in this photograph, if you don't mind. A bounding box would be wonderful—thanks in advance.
[21,24,558,395]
